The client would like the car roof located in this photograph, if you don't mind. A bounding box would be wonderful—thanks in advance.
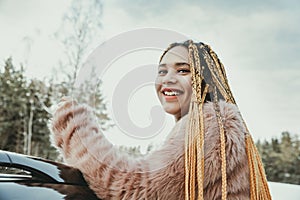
[0,150,87,185]
[0,151,101,199]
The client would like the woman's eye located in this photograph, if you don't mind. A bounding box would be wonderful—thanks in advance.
[178,69,190,74]
[158,70,167,75]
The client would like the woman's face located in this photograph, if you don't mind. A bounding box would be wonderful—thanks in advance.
[155,45,192,121]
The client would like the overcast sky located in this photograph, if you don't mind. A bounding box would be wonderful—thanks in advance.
[0,0,299,148]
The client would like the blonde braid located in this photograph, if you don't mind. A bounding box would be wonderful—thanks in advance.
[205,44,235,104]
[246,134,272,200]
[201,44,228,200]
[185,41,206,200]
[192,43,205,200]
[211,86,228,200]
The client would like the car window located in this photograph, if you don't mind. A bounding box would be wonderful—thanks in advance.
[0,166,33,181]
[0,166,30,175]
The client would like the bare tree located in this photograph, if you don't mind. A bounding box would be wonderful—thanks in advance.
[53,0,112,130]
[55,0,103,86]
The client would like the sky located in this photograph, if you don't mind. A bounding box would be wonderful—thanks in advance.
[0,0,299,149]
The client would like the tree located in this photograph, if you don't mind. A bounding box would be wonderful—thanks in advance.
[53,0,111,130]
[257,132,300,185]
[26,79,58,159]
[0,58,27,153]
[54,0,103,86]
[118,143,156,158]
[0,1,109,161]
[119,145,143,158]
[0,58,58,160]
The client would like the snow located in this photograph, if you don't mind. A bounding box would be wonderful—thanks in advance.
[269,182,300,200]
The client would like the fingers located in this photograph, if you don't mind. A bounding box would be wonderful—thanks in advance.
[61,96,73,102]
[47,96,77,117]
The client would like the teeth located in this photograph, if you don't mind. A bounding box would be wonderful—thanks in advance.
[164,91,180,96]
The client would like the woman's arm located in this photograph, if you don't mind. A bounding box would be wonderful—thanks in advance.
[49,100,186,199]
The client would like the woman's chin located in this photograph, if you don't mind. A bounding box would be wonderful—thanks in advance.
[163,108,188,120]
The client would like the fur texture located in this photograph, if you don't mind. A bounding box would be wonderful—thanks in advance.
[50,100,250,200]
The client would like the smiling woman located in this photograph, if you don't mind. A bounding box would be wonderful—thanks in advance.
[156,46,192,121]
[50,40,271,200]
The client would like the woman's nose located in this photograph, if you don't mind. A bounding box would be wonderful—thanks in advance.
[162,72,177,84]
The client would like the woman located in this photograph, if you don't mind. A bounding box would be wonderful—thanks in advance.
[50,40,271,199]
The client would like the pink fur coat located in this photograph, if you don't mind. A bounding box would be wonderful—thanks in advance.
[50,100,250,199]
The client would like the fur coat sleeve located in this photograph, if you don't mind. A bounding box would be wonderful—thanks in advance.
[50,100,250,200]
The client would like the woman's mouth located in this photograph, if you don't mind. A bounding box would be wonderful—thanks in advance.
[161,88,183,100]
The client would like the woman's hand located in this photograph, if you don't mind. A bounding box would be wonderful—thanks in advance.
[50,97,91,149]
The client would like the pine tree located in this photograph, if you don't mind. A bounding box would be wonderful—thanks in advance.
[0,58,58,160]
[257,132,300,185]
[26,79,58,160]
[0,58,27,153]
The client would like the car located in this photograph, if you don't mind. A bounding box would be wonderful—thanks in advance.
[0,150,100,200]
[1,151,299,200]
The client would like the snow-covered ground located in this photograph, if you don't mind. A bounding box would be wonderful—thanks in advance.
[269,182,300,200]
